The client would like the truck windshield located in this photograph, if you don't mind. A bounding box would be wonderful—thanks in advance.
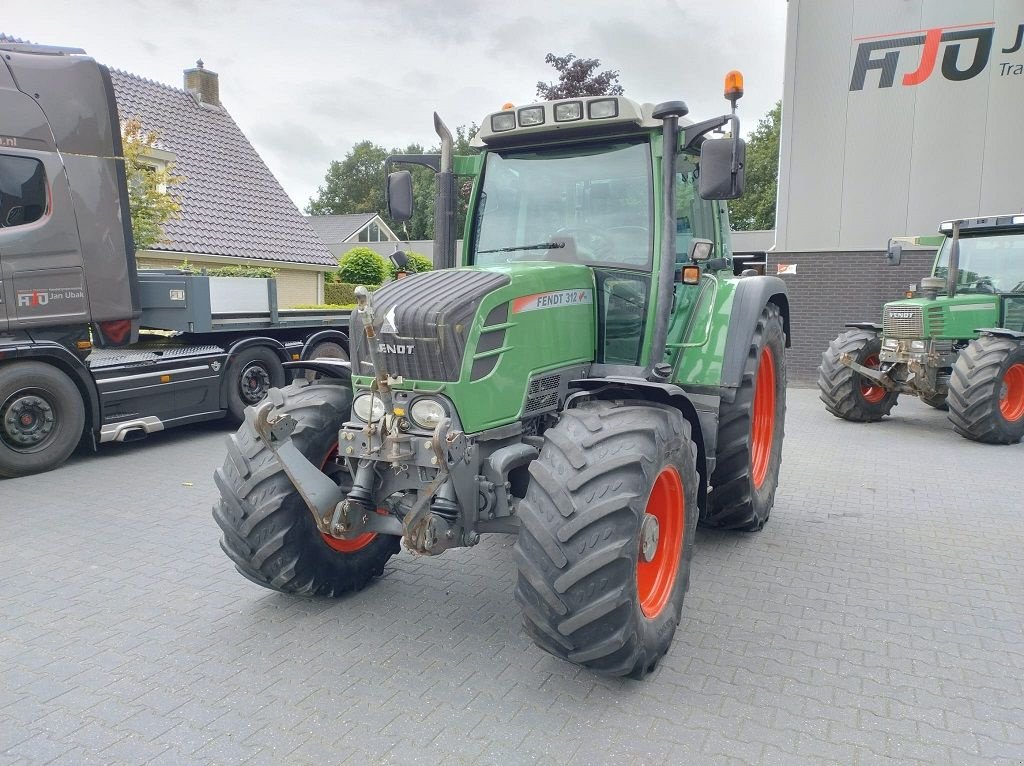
[934,232,1024,293]
[472,140,652,270]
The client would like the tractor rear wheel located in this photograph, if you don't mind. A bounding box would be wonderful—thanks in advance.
[213,379,399,595]
[705,303,787,532]
[947,336,1024,444]
[514,400,698,679]
[818,329,898,422]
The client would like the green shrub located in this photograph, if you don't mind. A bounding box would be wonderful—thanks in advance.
[337,247,388,285]
[290,303,354,310]
[388,251,434,279]
[324,282,363,305]
[177,260,277,279]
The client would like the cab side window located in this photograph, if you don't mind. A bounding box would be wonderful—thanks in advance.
[675,154,716,265]
[0,155,47,228]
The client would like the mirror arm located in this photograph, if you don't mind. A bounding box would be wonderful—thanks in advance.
[682,114,737,151]
[385,154,441,175]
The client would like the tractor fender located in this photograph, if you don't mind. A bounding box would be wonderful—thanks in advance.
[568,377,710,513]
[1,340,101,441]
[281,359,353,382]
[720,276,790,392]
[845,322,882,333]
[299,329,350,360]
[976,327,1024,340]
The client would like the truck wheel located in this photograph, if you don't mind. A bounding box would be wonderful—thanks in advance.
[0,362,85,478]
[947,336,1024,444]
[304,340,349,383]
[818,329,897,422]
[705,303,787,532]
[920,391,948,410]
[227,346,286,423]
[514,400,699,679]
[212,380,400,595]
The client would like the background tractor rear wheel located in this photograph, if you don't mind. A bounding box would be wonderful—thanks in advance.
[514,400,698,679]
[227,346,286,423]
[920,391,948,410]
[818,329,898,422]
[213,380,399,595]
[947,336,1024,444]
[705,303,787,532]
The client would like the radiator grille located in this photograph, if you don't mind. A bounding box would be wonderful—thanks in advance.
[523,374,562,415]
[926,305,946,336]
[883,306,924,338]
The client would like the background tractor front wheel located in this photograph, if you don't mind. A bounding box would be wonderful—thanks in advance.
[818,329,898,422]
[514,400,699,679]
[213,380,399,595]
[705,303,787,532]
[947,336,1024,444]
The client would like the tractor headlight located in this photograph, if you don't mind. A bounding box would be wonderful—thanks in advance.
[910,340,926,351]
[409,397,447,430]
[588,98,619,119]
[517,106,545,126]
[491,112,516,132]
[882,338,899,350]
[554,101,583,122]
[352,393,386,423]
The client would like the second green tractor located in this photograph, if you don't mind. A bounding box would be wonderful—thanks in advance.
[820,216,1024,444]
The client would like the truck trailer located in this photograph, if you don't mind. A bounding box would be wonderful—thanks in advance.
[0,41,350,477]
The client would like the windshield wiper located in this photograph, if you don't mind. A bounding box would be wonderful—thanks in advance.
[477,241,565,254]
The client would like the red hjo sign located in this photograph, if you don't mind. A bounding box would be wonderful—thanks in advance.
[850,21,1024,90]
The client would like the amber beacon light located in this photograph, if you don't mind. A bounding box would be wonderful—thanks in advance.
[724,70,744,105]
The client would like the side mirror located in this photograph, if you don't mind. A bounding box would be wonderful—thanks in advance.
[699,137,746,200]
[386,170,414,222]
[688,238,714,261]
[390,250,409,271]
[885,239,903,266]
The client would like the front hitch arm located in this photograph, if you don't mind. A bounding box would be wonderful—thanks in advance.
[247,392,402,539]
[839,353,897,390]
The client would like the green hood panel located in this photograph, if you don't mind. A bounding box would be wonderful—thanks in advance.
[882,295,999,339]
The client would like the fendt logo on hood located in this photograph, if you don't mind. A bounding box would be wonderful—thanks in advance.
[888,309,916,320]
[850,21,1024,91]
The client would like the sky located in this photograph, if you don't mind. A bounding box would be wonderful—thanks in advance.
[4,0,787,211]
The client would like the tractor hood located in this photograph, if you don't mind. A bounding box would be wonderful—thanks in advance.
[349,262,597,433]
[882,294,999,340]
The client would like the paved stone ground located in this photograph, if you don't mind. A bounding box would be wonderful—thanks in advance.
[1,388,1022,765]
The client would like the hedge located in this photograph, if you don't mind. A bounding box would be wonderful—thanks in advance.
[324,282,362,305]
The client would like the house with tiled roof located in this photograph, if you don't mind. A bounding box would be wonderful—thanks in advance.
[0,33,335,307]
[306,213,400,259]
[111,61,335,306]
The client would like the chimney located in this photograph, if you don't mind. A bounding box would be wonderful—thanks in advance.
[184,59,220,106]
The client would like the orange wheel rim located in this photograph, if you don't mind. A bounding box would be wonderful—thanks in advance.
[860,353,887,404]
[1000,363,1024,422]
[319,443,378,553]
[637,467,684,619]
[751,347,776,489]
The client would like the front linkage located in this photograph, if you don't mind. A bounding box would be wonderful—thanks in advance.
[248,287,531,556]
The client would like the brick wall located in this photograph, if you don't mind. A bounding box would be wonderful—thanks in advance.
[767,250,935,385]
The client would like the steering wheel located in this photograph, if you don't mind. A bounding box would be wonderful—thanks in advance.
[553,226,614,259]
[966,278,997,294]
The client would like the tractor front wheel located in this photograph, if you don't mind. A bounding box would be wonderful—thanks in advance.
[213,379,399,595]
[947,336,1024,444]
[705,303,787,532]
[514,400,699,679]
[920,391,948,410]
[818,329,898,422]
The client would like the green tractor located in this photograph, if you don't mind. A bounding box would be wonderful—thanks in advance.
[213,78,791,678]
[820,215,1024,444]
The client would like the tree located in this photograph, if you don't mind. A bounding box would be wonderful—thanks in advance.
[122,118,182,250]
[306,125,481,242]
[728,101,781,232]
[536,53,624,100]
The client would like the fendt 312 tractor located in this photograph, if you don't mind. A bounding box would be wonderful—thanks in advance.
[820,216,1024,444]
[0,42,350,477]
[214,74,791,677]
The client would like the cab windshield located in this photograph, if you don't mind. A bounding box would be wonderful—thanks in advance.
[934,232,1024,293]
[471,140,652,269]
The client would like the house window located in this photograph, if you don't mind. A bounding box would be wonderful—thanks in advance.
[357,220,389,242]
[0,155,47,227]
